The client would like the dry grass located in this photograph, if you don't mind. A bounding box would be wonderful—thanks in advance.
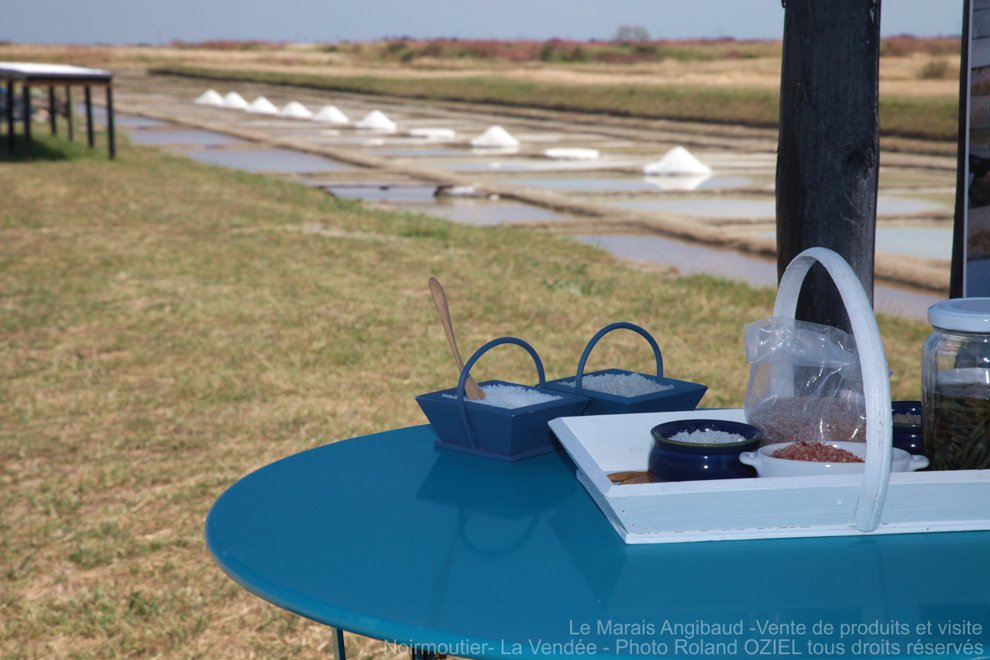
[0,41,959,95]
[0,135,928,655]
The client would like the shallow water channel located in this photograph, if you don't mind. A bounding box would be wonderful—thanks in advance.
[117,110,947,320]
[576,234,942,319]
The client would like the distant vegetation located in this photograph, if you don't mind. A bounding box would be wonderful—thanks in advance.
[1,36,957,142]
[335,38,781,64]
[155,64,959,141]
[168,39,286,51]
[919,58,953,79]
[161,35,959,65]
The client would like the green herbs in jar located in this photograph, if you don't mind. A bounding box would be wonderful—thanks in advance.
[926,386,990,471]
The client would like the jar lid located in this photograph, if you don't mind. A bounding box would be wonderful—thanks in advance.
[928,298,990,332]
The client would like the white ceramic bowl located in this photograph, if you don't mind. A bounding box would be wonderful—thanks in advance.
[739,441,929,477]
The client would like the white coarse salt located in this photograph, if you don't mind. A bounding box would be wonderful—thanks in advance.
[471,125,519,148]
[356,110,397,132]
[313,105,350,125]
[642,146,712,176]
[443,384,561,409]
[558,373,673,397]
[194,89,224,106]
[669,430,747,445]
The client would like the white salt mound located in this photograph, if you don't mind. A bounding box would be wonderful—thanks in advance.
[669,430,747,445]
[443,384,560,409]
[409,127,456,140]
[280,101,313,119]
[544,147,599,160]
[643,146,712,176]
[470,146,518,156]
[476,384,561,408]
[313,105,350,124]
[245,96,279,115]
[356,110,397,132]
[194,89,224,106]
[471,125,519,148]
[437,185,482,197]
[644,174,711,192]
[558,373,673,397]
[221,92,249,109]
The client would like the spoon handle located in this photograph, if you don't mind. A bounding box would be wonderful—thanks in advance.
[429,278,485,400]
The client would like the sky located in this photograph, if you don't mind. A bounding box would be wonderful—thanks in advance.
[0,0,966,45]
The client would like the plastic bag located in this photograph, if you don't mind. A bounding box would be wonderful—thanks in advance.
[744,317,866,445]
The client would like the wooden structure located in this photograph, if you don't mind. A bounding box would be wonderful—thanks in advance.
[952,0,972,297]
[0,62,115,159]
[775,0,882,327]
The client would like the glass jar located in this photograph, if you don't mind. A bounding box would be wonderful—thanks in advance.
[922,298,990,471]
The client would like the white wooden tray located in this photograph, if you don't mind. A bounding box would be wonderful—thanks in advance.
[549,248,990,544]
[550,409,990,544]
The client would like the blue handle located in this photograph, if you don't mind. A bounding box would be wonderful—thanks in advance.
[574,322,663,394]
[457,336,547,450]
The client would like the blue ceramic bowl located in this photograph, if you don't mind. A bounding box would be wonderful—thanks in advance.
[892,400,923,455]
[649,419,762,482]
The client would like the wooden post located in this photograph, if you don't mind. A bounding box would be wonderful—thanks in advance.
[951,0,971,298]
[48,86,57,135]
[775,0,882,330]
[105,85,116,159]
[66,85,74,141]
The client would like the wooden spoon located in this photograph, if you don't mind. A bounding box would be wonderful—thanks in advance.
[428,277,485,400]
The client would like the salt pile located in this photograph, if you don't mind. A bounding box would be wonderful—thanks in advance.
[194,89,224,106]
[443,384,561,409]
[436,185,482,197]
[356,110,397,132]
[670,430,747,445]
[221,92,249,109]
[245,96,279,115]
[544,147,599,160]
[313,105,350,124]
[471,125,519,148]
[558,373,673,397]
[280,101,313,119]
[643,146,712,176]
[644,174,711,192]
[409,127,456,140]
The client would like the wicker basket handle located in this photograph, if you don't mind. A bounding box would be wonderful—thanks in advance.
[774,247,892,533]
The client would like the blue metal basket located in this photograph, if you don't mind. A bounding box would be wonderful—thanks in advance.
[416,336,589,461]
[544,322,707,415]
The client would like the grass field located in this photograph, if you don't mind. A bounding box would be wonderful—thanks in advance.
[1,131,930,655]
[152,65,959,141]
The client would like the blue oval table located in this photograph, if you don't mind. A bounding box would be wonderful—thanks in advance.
[206,425,990,658]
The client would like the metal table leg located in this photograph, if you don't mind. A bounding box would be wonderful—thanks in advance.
[23,83,31,159]
[411,651,446,660]
[84,86,94,149]
[105,85,115,159]
[48,86,57,135]
[66,86,73,141]
[330,627,346,660]
[4,80,12,153]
